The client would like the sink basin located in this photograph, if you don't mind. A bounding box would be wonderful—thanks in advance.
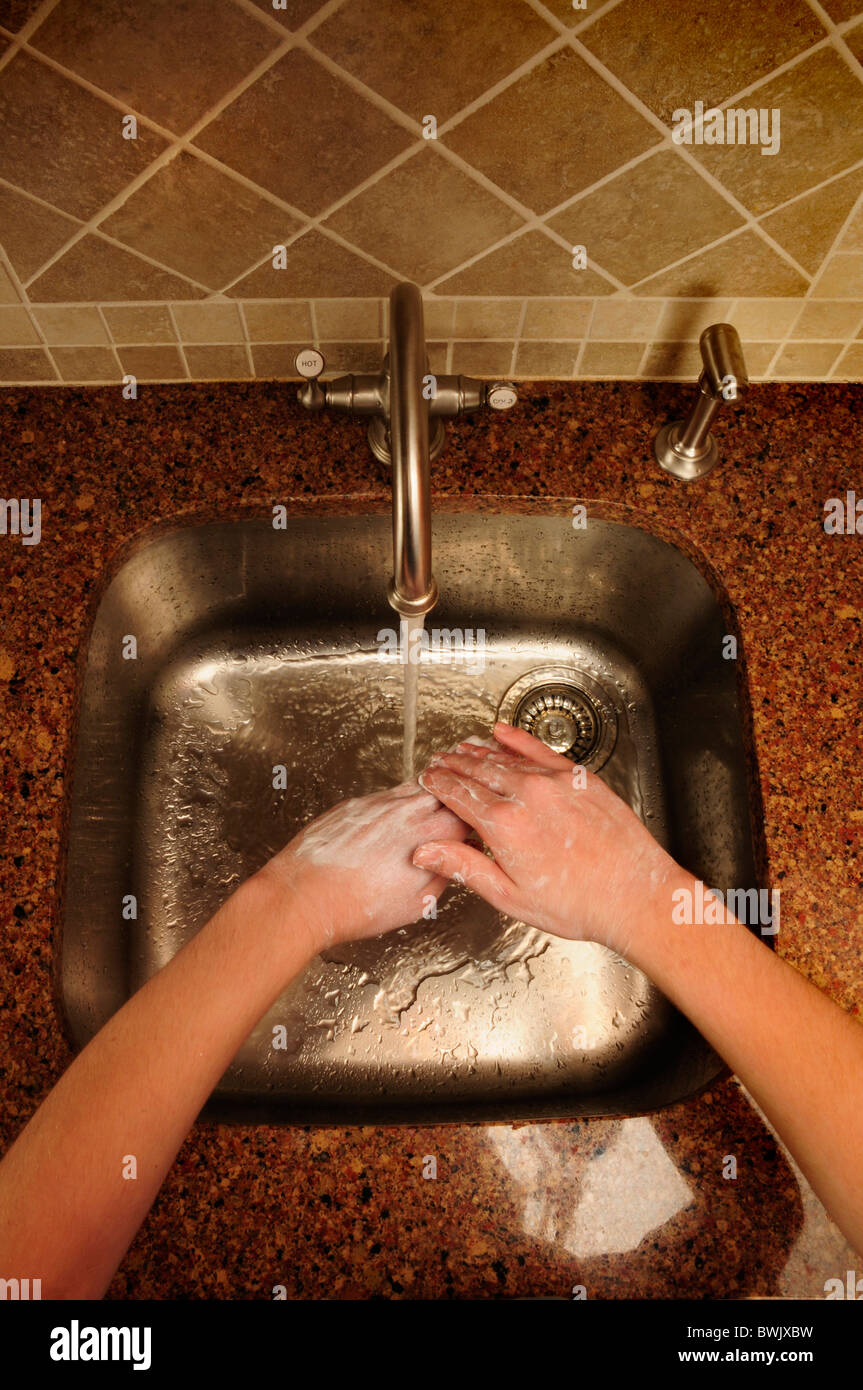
[60,512,764,1124]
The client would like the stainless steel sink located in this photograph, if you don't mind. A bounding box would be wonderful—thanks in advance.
[60,513,765,1124]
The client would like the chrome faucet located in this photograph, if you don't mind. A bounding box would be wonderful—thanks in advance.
[295,282,517,616]
[653,323,749,480]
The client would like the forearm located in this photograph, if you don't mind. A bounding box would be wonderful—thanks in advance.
[629,869,863,1255]
[0,870,315,1298]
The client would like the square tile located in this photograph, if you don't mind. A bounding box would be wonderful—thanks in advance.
[692,52,863,216]
[521,300,592,338]
[252,343,311,377]
[311,0,555,122]
[0,183,80,284]
[421,299,456,336]
[315,299,384,338]
[323,149,523,284]
[102,305,176,343]
[318,341,385,372]
[242,301,313,341]
[32,306,109,344]
[445,47,658,214]
[0,306,38,345]
[548,151,743,286]
[738,343,779,377]
[588,300,662,339]
[230,230,395,297]
[641,342,704,376]
[52,346,122,381]
[728,299,802,339]
[578,342,645,375]
[0,346,56,381]
[832,343,863,377]
[790,301,863,338]
[183,344,251,378]
[194,49,413,216]
[453,300,522,338]
[0,53,167,219]
[101,153,302,290]
[117,344,186,379]
[580,0,824,124]
[30,0,280,133]
[634,230,808,296]
[772,342,843,376]
[654,300,734,339]
[451,340,514,375]
[439,228,613,296]
[172,302,245,343]
[514,341,579,376]
[28,235,204,301]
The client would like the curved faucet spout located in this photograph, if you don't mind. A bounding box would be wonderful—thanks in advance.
[386,282,438,617]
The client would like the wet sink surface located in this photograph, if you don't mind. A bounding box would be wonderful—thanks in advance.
[61,514,762,1123]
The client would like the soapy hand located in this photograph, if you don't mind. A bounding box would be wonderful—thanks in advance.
[259,781,469,951]
[413,723,683,955]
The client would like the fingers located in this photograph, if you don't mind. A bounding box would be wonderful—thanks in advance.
[492,721,573,770]
[412,841,515,916]
[426,748,518,796]
[418,765,502,832]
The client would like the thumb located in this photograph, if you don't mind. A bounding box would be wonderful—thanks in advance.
[412,841,515,916]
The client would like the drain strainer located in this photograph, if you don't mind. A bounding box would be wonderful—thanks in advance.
[497,666,618,770]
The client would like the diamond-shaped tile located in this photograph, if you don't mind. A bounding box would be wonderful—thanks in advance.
[633,230,808,296]
[0,53,167,219]
[0,0,43,33]
[437,228,613,295]
[0,182,81,283]
[548,150,743,286]
[444,47,659,213]
[580,0,825,125]
[193,49,413,216]
[229,229,396,296]
[323,149,524,283]
[692,51,863,216]
[29,0,280,133]
[844,19,863,65]
[100,153,302,290]
[311,0,556,122]
[760,166,863,273]
[28,235,205,301]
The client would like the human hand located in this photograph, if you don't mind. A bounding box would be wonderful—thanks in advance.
[259,781,470,953]
[412,723,684,955]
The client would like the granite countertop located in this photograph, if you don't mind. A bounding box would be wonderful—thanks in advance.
[0,380,860,1299]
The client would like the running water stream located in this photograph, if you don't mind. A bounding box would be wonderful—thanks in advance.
[401,614,425,780]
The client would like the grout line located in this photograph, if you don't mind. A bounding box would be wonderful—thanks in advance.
[763,183,863,378]
[165,304,192,379]
[94,304,126,380]
[510,300,529,377]
[573,301,597,377]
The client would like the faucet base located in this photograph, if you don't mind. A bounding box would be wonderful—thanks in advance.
[368,415,446,466]
[386,575,439,617]
[654,421,719,481]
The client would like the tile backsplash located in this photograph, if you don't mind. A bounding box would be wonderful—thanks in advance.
[1,0,862,384]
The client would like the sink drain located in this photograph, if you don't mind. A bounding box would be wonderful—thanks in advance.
[497,666,617,770]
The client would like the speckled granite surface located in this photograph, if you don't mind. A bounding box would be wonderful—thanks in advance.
[0,380,860,1299]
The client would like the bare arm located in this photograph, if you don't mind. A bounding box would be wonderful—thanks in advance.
[415,723,863,1256]
[0,783,466,1298]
